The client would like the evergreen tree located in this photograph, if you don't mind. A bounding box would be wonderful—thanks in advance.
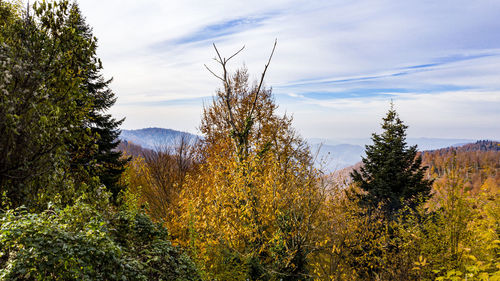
[66,4,128,202]
[350,103,432,216]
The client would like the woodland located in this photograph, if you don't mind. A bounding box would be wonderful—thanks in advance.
[0,1,499,280]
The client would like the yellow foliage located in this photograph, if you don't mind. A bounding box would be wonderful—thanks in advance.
[168,66,327,280]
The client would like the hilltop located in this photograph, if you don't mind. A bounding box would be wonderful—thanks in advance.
[119,127,198,150]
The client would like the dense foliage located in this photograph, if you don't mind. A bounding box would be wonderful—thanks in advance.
[0,0,126,209]
[0,1,199,280]
[0,200,201,280]
[1,1,498,280]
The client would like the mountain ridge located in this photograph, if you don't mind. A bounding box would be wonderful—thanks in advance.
[120,127,198,150]
[119,127,497,172]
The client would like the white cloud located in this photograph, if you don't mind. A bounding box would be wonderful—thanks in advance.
[75,0,500,140]
[282,90,500,139]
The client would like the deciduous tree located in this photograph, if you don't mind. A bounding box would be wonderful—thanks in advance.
[176,43,325,280]
[0,0,127,208]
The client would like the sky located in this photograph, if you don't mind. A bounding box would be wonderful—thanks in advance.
[76,0,500,140]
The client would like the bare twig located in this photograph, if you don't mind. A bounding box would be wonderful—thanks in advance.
[213,43,224,64]
[204,64,224,81]
[226,45,245,62]
[248,39,277,120]
[207,44,246,134]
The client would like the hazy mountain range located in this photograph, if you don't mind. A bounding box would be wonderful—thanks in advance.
[120,128,198,150]
[119,127,491,172]
[312,137,475,172]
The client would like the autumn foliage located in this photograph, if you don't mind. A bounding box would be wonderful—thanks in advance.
[119,42,499,280]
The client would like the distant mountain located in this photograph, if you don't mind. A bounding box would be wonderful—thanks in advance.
[406,138,475,151]
[311,143,365,172]
[309,137,474,149]
[309,137,481,172]
[330,140,500,189]
[421,140,500,192]
[424,140,500,153]
[119,128,198,150]
[119,127,492,172]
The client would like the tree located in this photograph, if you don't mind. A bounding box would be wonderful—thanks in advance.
[1,0,88,207]
[350,103,432,216]
[174,43,326,280]
[0,0,127,207]
[122,135,198,224]
[65,3,128,202]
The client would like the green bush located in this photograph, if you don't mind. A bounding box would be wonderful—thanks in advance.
[0,202,201,281]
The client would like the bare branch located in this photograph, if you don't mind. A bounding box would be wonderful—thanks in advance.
[208,43,241,135]
[248,39,277,120]
[204,64,224,81]
[226,45,245,62]
[213,43,224,64]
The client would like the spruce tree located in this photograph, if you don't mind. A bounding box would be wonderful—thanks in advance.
[67,3,129,202]
[350,103,432,216]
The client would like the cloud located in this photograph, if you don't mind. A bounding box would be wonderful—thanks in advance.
[151,14,278,48]
[75,0,500,140]
[277,90,500,140]
[279,51,498,89]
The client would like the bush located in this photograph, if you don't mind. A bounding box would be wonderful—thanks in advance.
[0,201,200,281]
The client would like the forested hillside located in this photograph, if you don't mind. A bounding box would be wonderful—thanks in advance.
[422,140,500,193]
[1,1,498,281]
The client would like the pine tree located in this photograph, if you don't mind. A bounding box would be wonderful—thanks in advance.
[350,103,432,216]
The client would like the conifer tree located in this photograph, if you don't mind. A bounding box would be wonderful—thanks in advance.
[66,3,128,202]
[350,103,432,216]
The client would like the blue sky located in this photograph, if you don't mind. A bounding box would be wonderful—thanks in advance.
[77,0,500,140]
